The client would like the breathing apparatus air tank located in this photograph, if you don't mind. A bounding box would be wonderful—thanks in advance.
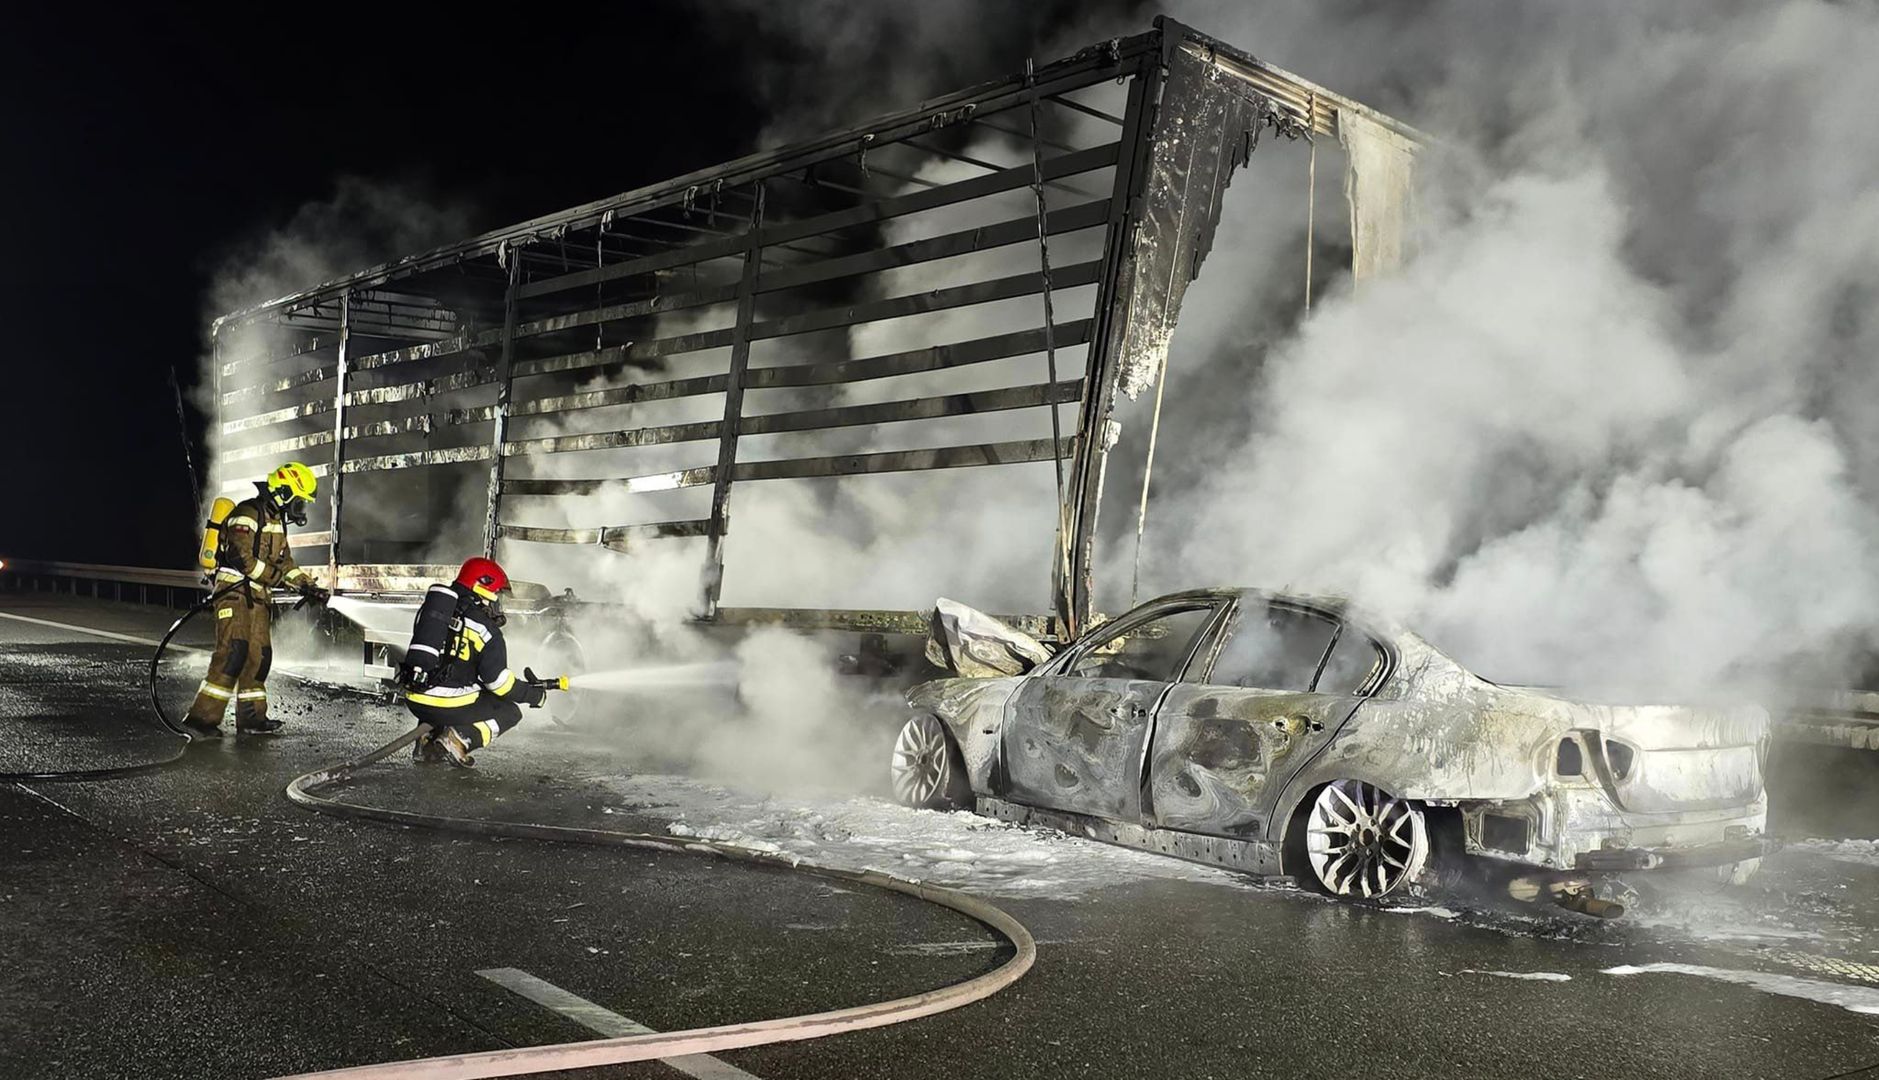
[197,497,236,571]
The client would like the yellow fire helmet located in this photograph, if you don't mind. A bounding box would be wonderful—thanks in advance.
[266,461,319,507]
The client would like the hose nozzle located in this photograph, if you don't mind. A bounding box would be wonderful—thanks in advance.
[523,667,571,693]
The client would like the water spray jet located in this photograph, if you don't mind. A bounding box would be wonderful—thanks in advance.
[567,661,741,693]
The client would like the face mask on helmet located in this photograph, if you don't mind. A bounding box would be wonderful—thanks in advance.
[467,593,507,627]
[271,487,309,526]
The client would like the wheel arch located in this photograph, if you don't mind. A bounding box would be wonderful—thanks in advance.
[1275,774,1464,884]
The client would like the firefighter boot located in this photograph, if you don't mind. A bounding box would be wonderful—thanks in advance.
[412,730,447,765]
[236,695,284,734]
[437,728,476,769]
[182,718,224,741]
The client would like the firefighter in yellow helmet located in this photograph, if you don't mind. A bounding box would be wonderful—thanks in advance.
[182,462,330,740]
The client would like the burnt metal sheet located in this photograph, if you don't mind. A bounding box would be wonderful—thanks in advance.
[978,796,1281,875]
[736,380,1082,437]
[222,415,434,464]
[327,292,352,578]
[731,437,1072,482]
[1169,20,1430,146]
[503,420,721,456]
[512,372,730,417]
[331,563,463,595]
[350,329,502,375]
[703,186,768,613]
[516,142,1118,304]
[744,321,1093,391]
[221,361,340,406]
[1061,57,1161,638]
[747,261,1102,343]
[503,466,716,498]
[511,328,736,380]
[712,607,935,636]
[713,606,1053,638]
[515,280,741,338]
[339,445,494,474]
[1145,687,1360,837]
[497,519,713,550]
[755,199,1110,295]
[1111,43,1305,401]
[482,255,523,557]
[1000,676,1162,822]
[516,229,749,300]
[768,143,1120,250]
[220,332,342,377]
[498,437,1070,498]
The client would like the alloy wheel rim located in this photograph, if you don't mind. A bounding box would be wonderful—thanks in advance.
[1305,779,1428,898]
[892,715,950,805]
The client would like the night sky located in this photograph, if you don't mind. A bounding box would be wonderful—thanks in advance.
[1,3,1115,567]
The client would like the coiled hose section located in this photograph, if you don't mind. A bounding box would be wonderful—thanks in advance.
[276,725,1036,1080]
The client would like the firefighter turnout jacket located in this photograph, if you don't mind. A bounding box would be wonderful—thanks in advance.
[214,488,316,599]
[403,583,547,711]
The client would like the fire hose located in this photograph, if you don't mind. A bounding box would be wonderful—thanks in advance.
[0,581,242,782]
[0,580,325,783]
[276,725,1037,1080]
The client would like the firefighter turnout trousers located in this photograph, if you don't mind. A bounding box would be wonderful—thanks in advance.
[408,694,522,750]
[186,592,273,728]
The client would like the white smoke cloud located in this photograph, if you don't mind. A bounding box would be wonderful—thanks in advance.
[1138,0,1879,698]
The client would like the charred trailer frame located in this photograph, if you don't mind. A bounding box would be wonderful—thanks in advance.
[208,18,1424,640]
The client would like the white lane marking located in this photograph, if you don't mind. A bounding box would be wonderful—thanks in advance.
[1605,963,1879,1015]
[477,967,761,1080]
[0,609,175,649]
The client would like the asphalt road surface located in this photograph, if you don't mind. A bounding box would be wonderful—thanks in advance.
[2,591,1878,1080]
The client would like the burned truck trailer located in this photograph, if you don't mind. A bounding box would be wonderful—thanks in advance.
[209,17,1424,644]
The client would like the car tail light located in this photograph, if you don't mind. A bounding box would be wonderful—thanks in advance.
[1605,740,1635,780]
[1555,737,1583,777]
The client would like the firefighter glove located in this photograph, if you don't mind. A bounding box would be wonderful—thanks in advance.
[395,658,434,690]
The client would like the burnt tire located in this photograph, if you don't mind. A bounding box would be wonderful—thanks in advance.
[891,713,972,810]
[538,630,587,729]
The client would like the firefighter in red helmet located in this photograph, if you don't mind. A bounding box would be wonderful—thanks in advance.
[395,557,565,766]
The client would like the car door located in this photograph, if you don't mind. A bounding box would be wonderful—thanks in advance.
[999,599,1223,822]
[1145,598,1387,841]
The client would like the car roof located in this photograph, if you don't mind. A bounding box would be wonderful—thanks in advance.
[1133,586,1419,647]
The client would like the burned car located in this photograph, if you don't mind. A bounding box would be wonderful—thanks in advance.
[892,589,1771,903]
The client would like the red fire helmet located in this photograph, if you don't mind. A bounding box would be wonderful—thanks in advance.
[455,557,509,602]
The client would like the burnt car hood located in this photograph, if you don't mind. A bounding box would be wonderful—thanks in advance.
[925,598,1056,678]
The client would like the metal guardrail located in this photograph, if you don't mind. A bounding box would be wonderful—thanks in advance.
[0,558,206,608]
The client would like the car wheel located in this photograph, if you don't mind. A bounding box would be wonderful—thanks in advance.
[891,714,971,810]
[538,630,587,729]
[1303,779,1430,899]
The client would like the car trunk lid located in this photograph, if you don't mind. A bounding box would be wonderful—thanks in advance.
[1494,686,1769,814]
